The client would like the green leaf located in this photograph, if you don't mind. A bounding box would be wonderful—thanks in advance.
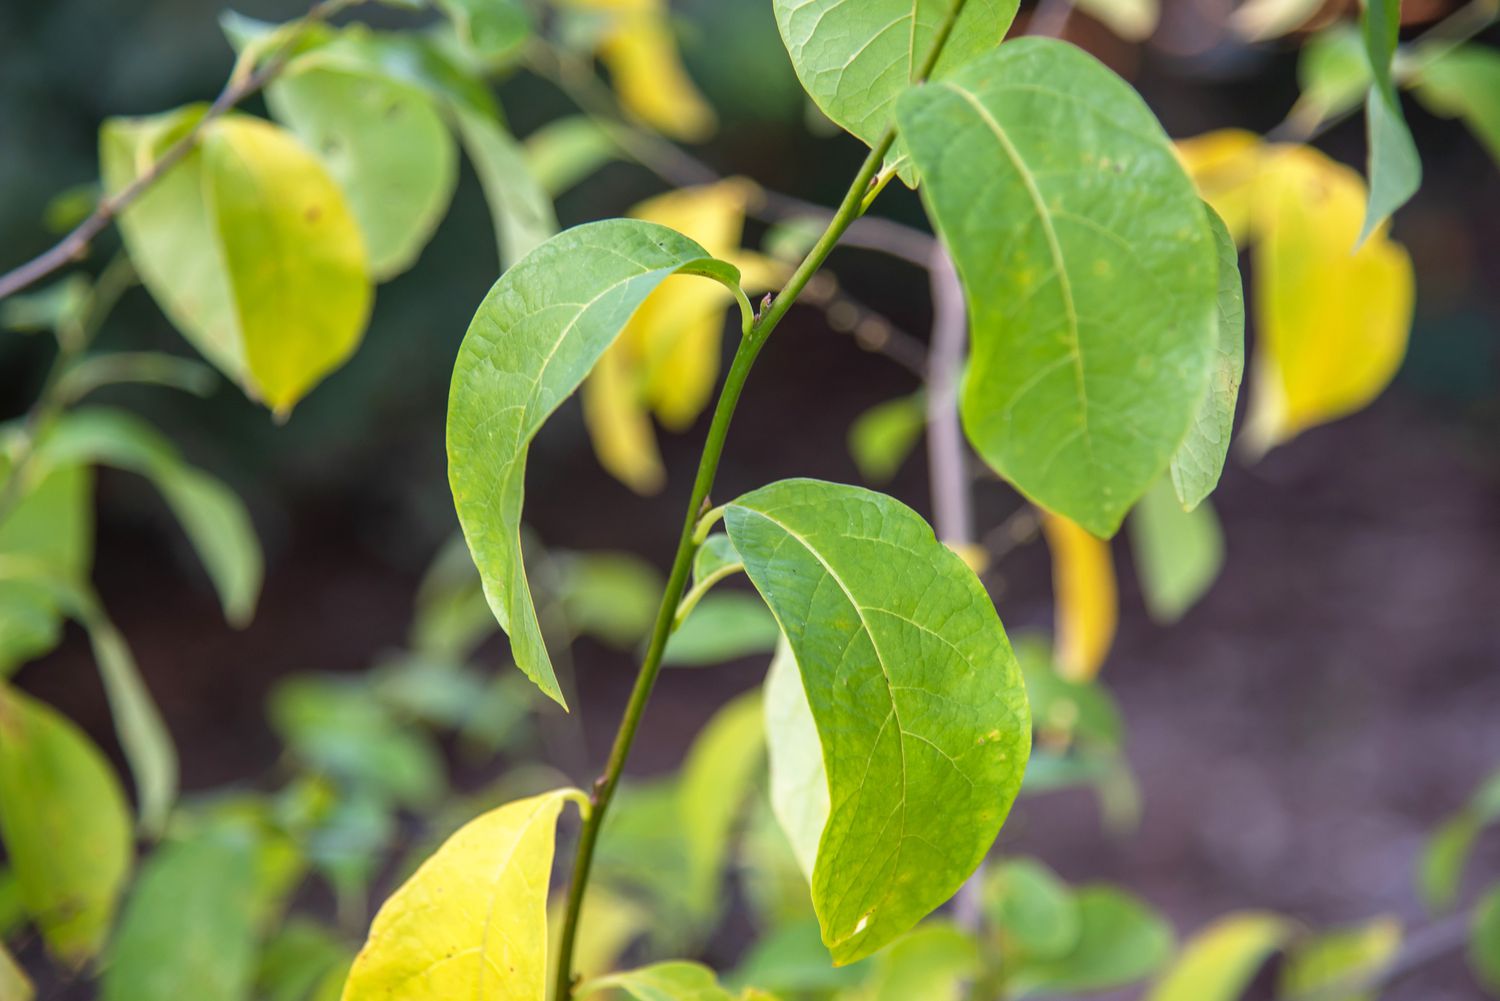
[0,685,133,967]
[435,0,532,62]
[579,961,736,1001]
[36,407,262,627]
[1128,479,1224,624]
[84,616,177,836]
[343,789,589,1001]
[409,535,496,659]
[1146,912,1290,1001]
[764,636,827,881]
[1006,886,1173,996]
[1472,884,1500,996]
[723,478,1030,963]
[102,109,372,415]
[730,919,866,994]
[860,921,979,1001]
[985,858,1081,961]
[1278,917,1401,1001]
[1412,45,1500,167]
[556,550,664,650]
[664,593,780,666]
[1421,814,1481,912]
[447,219,744,708]
[1014,634,1123,750]
[525,115,619,197]
[848,395,926,483]
[898,40,1218,537]
[0,275,89,338]
[692,533,743,587]
[256,919,351,1001]
[1359,0,1421,241]
[455,106,559,269]
[0,464,92,672]
[773,0,1019,177]
[1296,25,1372,126]
[1170,206,1244,510]
[101,834,261,1001]
[266,63,459,280]
[679,691,765,918]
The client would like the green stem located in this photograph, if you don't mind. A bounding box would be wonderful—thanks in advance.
[550,0,975,989]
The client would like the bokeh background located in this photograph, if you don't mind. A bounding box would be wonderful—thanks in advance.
[2,0,1498,997]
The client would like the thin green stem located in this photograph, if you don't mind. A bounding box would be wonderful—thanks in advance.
[550,1,974,991]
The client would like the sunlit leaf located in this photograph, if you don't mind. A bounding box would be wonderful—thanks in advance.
[0,464,92,672]
[1472,884,1500,996]
[102,108,372,414]
[0,685,132,967]
[1040,512,1117,682]
[857,922,979,1001]
[848,395,926,484]
[1074,0,1160,40]
[1146,912,1290,1001]
[679,692,765,918]
[724,478,1029,963]
[1006,887,1173,996]
[448,220,743,707]
[764,636,827,882]
[1175,130,1264,245]
[101,834,261,1001]
[343,788,588,1000]
[1359,0,1421,241]
[1128,479,1224,624]
[1412,45,1500,167]
[1230,0,1323,40]
[663,593,780,667]
[985,857,1081,961]
[579,961,736,1001]
[1278,917,1401,1001]
[582,330,666,495]
[1244,145,1414,452]
[900,40,1219,537]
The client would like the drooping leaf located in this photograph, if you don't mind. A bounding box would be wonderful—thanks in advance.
[1074,0,1160,40]
[1040,512,1117,682]
[100,834,262,1001]
[1005,887,1174,996]
[0,685,132,967]
[1146,912,1291,1001]
[1128,478,1225,624]
[1412,45,1500,167]
[774,0,1019,175]
[103,109,372,415]
[454,105,559,269]
[678,691,765,918]
[343,788,588,1001]
[1359,0,1421,241]
[899,40,1219,537]
[1244,145,1414,452]
[1170,206,1244,510]
[764,636,827,882]
[84,616,177,836]
[663,593,780,667]
[265,61,459,279]
[447,219,743,708]
[848,395,926,484]
[723,478,1030,963]
[1278,917,1401,1001]
[985,857,1081,961]
[1472,884,1500,996]
[579,961,735,1001]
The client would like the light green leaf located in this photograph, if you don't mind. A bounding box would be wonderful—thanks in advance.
[0,275,89,338]
[1128,478,1224,624]
[764,636,827,882]
[1295,25,1372,127]
[774,0,1019,177]
[898,39,1218,537]
[56,351,218,401]
[0,940,30,1001]
[36,407,262,627]
[679,691,765,917]
[103,109,372,414]
[692,534,743,587]
[848,395,926,483]
[730,919,866,994]
[409,535,496,660]
[101,834,261,1001]
[435,0,532,61]
[85,616,177,836]
[1170,205,1244,510]
[556,550,664,650]
[343,789,588,1001]
[1421,814,1480,912]
[859,921,979,1001]
[1014,633,1123,750]
[455,106,559,269]
[579,960,735,1001]
[1359,0,1421,241]
[1006,886,1173,996]
[1472,884,1500,996]
[664,593,780,667]
[256,919,352,1001]
[985,858,1081,961]
[1146,912,1290,1001]
[0,685,132,967]
[1412,45,1500,167]
[1278,917,1401,1001]
[525,115,619,197]
[723,478,1029,964]
[447,219,743,708]
[0,464,92,672]
[266,63,459,280]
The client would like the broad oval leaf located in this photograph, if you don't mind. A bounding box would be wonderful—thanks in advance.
[1006,886,1173,996]
[1145,912,1290,1001]
[0,685,132,967]
[774,0,1019,161]
[984,857,1081,960]
[447,219,743,708]
[266,62,459,280]
[723,478,1029,963]
[343,788,588,1001]
[898,39,1218,537]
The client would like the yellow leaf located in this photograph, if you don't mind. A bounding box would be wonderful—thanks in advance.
[1175,129,1264,245]
[1040,512,1117,682]
[1230,0,1323,40]
[582,343,665,495]
[343,788,588,1001]
[1244,146,1414,452]
[1147,912,1291,1001]
[560,0,715,142]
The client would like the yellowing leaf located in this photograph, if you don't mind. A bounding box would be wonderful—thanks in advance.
[582,342,665,494]
[560,0,715,141]
[1244,145,1414,452]
[1040,512,1117,683]
[342,788,588,1001]
[1075,0,1160,41]
[1146,912,1290,1001]
[1230,0,1323,41]
[1176,130,1264,244]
